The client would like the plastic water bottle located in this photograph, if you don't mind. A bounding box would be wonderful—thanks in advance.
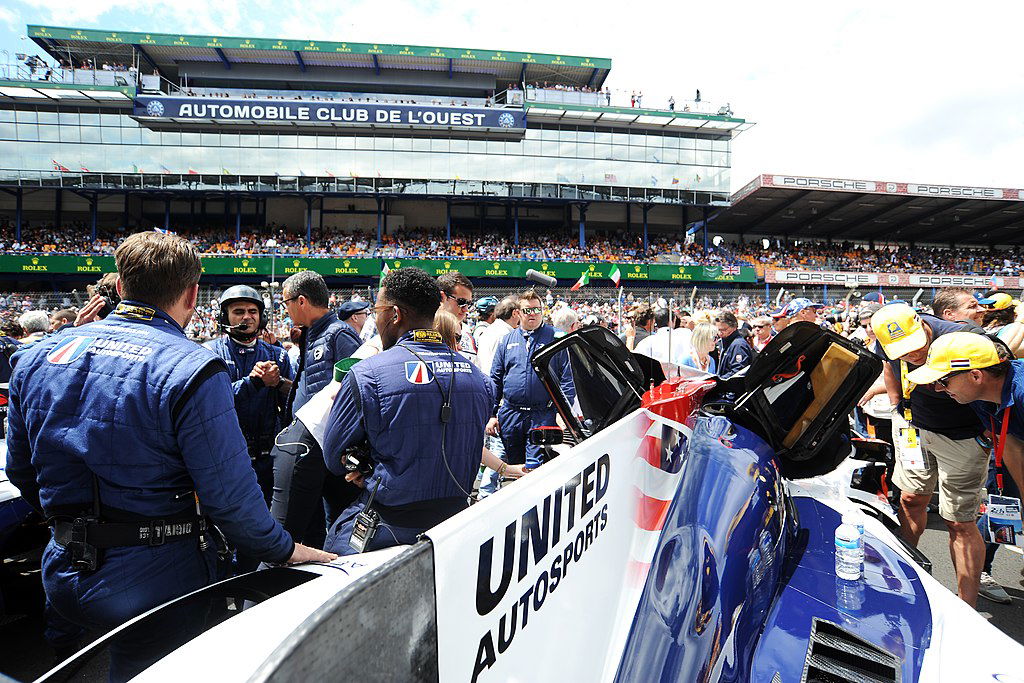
[835,512,864,580]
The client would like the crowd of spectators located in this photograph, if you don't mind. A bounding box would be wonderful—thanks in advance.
[3,221,1024,273]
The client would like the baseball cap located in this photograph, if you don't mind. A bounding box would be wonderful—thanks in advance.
[871,303,928,360]
[862,292,886,305]
[474,295,499,314]
[338,300,370,320]
[906,332,1002,385]
[977,292,1019,310]
[769,306,788,319]
[782,298,823,316]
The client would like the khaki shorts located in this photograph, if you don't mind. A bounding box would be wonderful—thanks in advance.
[891,429,987,522]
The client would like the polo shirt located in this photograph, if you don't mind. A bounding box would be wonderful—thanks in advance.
[971,359,1024,441]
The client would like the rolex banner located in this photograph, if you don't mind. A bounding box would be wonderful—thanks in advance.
[0,255,756,283]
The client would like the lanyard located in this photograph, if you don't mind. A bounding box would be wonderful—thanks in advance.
[989,407,1011,494]
[899,360,915,423]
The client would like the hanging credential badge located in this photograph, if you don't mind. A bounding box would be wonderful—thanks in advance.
[980,494,1024,547]
[895,426,927,470]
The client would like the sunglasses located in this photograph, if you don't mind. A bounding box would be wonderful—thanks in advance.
[455,297,473,309]
[935,370,969,388]
[752,324,768,329]
[282,296,300,305]
[521,306,543,315]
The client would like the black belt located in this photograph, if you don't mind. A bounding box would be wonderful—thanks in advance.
[52,509,204,549]
[505,402,553,412]
[374,497,467,529]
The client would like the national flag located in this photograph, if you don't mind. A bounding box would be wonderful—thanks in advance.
[724,265,741,275]
[609,265,622,287]
[80,165,90,172]
[131,163,141,173]
[604,173,618,183]
[222,167,232,175]
[649,175,658,186]
[380,261,391,282]
[671,177,680,185]
[160,164,171,174]
[154,227,176,235]
[52,160,70,172]
[188,167,199,175]
[695,173,702,182]
[949,359,973,369]
[325,170,335,177]
[570,271,590,291]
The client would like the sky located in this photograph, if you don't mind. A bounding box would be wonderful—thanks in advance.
[0,0,1020,193]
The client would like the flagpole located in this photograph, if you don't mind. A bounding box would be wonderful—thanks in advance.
[618,287,623,333]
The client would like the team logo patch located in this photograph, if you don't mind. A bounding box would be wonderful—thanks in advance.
[47,336,93,365]
[949,359,972,369]
[405,360,434,384]
[313,347,324,361]
[885,321,906,340]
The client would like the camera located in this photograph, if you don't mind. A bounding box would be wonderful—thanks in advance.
[342,441,375,477]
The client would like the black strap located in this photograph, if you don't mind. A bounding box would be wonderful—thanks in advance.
[52,509,202,549]
[172,360,229,425]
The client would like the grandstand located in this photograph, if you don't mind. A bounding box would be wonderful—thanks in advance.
[0,23,750,289]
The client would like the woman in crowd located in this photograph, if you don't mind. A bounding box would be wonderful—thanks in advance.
[681,322,717,375]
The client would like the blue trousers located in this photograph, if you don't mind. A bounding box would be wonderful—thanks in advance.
[325,495,424,556]
[42,537,216,681]
[497,404,557,470]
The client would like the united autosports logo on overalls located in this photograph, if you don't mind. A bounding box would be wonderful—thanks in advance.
[47,336,93,364]
[405,360,434,384]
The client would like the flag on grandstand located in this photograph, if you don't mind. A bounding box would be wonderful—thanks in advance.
[570,270,590,291]
[723,265,741,276]
[131,163,142,173]
[609,265,622,287]
[188,168,199,175]
[160,164,171,174]
[671,177,680,185]
[649,175,658,186]
[990,274,999,288]
[222,167,232,175]
[325,170,335,177]
[604,173,618,183]
[154,227,176,235]
[52,160,69,172]
[695,173,702,182]
[80,165,90,172]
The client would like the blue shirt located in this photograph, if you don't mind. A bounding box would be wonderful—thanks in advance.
[971,359,1024,441]
[489,324,574,414]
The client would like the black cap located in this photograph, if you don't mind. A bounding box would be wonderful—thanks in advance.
[338,300,370,320]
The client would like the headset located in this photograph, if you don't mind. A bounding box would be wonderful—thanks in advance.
[218,285,269,336]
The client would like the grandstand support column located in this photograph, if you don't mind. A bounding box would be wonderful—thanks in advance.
[376,197,383,243]
[626,202,631,234]
[164,197,171,232]
[642,204,650,254]
[15,188,22,242]
[578,203,588,251]
[305,197,313,247]
[446,199,451,242]
[235,197,242,242]
[90,193,97,242]
[55,189,63,228]
[123,193,130,229]
[514,204,519,247]
[703,207,710,253]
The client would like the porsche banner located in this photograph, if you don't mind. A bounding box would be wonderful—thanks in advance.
[426,410,688,682]
[766,269,1023,288]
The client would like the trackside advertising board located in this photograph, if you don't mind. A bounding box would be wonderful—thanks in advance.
[766,269,1024,288]
[426,410,688,682]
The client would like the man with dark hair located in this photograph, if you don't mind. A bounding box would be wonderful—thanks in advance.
[5,231,333,680]
[272,270,362,549]
[437,270,477,361]
[932,287,984,326]
[714,310,755,379]
[621,304,654,350]
[487,289,574,470]
[322,267,493,553]
[49,309,77,333]
[473,296,499,342]
[907,332,1023,604]
[871,304,987,606]
[206,285,292,525]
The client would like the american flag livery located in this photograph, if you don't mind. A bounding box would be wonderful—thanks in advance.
[404,360,433,384]
[47,336,93,365]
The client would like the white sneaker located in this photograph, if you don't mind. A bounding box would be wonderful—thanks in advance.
[979,572,1012,605]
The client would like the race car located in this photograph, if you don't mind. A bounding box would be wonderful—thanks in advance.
[35,322,1024,682]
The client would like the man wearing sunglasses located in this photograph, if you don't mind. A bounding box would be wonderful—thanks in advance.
[871,303,988,606]
[438,271,478,363]
[487,289,575,470]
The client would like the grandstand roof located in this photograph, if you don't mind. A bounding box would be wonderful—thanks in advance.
[713,174,1024,245]
[28,25,611,90]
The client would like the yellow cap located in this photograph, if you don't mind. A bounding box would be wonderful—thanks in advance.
[871,303,927,360]
[984,293,1020,311]
[905,332,1001,385]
